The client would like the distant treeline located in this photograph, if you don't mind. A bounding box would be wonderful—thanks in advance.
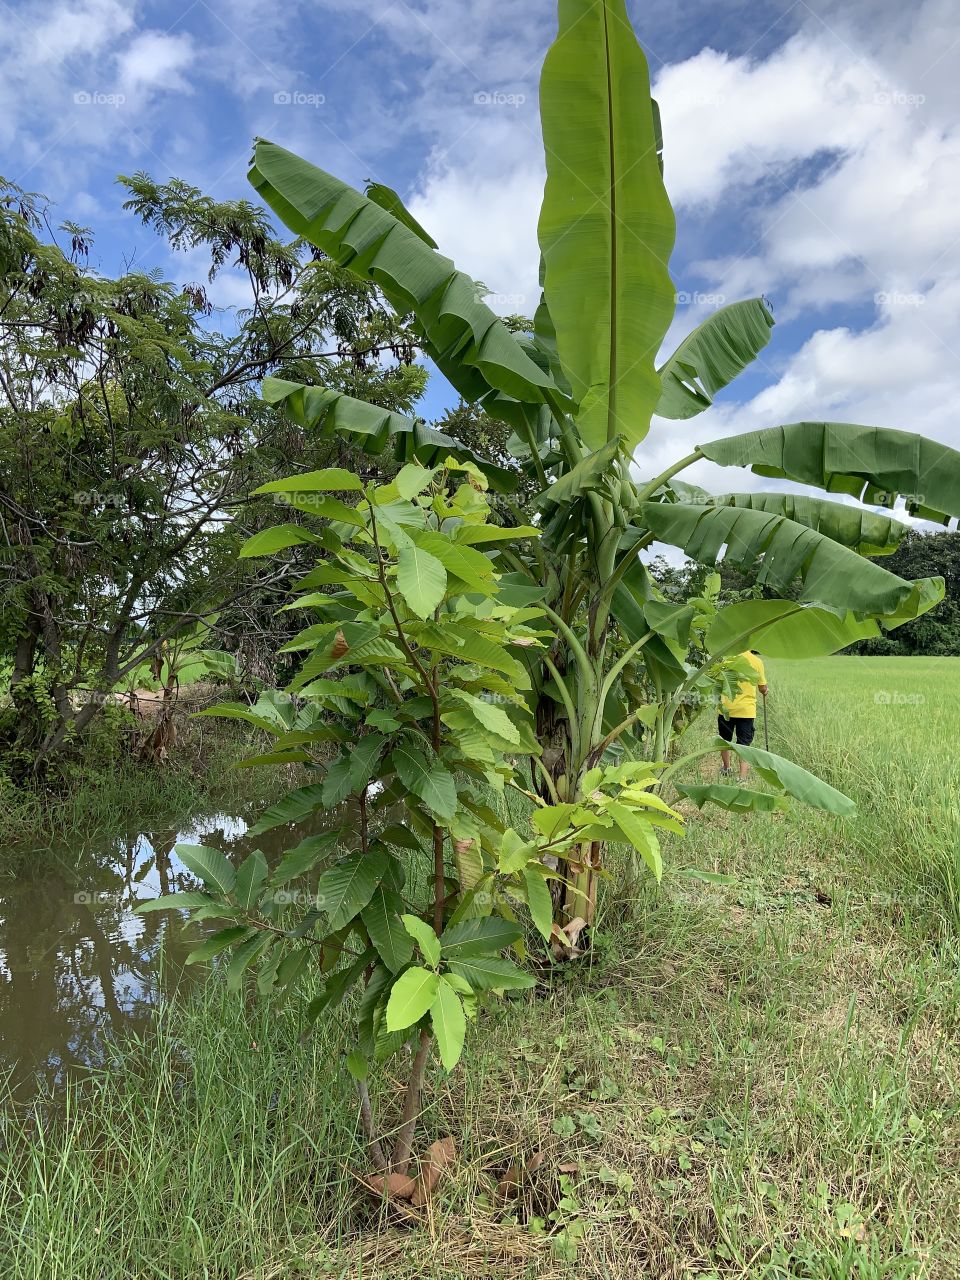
[649,530,960,657]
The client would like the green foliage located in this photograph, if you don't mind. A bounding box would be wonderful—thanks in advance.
[138,459,676,1169]
[0,172,424,771]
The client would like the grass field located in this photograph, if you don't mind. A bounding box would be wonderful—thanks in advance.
[4,657,960,1279]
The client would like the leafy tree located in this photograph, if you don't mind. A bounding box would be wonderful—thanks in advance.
[846,531,960,655]
[208,0,957,950]
[139,459,690,1178]
[0,175,425,768]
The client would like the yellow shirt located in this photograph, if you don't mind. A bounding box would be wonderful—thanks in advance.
[721,651,766,718]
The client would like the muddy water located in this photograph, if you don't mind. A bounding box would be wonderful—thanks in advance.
[0,808,332,1098]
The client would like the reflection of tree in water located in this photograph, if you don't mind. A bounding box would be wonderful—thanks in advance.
[0,806,345,1097]
[1,827,202,1096]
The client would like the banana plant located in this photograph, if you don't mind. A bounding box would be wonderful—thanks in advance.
[243,0,956,950]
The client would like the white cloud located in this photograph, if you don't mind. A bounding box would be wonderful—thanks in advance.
[117,32,195,99]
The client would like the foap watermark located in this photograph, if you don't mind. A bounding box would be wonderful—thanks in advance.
[482,291,526,309]
[874,690,926,707]
[875,290,925,308]
[74,90,125,108]
[873,490,925,508]
[271,889,319,907]
[874,89,926,107]
[74,890,119,905]
[473,90,526,108]
[75,489,125,508]
[274,90,325,108]
[675,290,726,307]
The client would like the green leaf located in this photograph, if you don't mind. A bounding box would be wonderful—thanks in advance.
[253,467,363,494]
[453,524,540,546]
[441,918,523,960]
[396,544,447,618]
[262,379,520,494]
[249,142,555,407]
[385,966,440,1031]
[408,529,496,589]
[605,801,663,881]
[655,298,775,419]
[538,0,675,449]
[450,691,521,745]
[248,784,326,836]
[391,745,457,820]
[226,932,273,993]
[523,868,554,942]
[239,524,323,557]
[643,600,695,645]
[186,925,255,964]
[447,954,535,993]
[364,180,438,247]
[308,949,375,1020]
[716,740,856,816]
[393,462,438,500]
[134,891,215,915]
[674,784,790,813]
[401,915,441,967]
[431,977,467,1071]
[699,422,960,525]
[348,733,385,790]
[234,849,268,910]
[320,756,353,808]
[271,831,339,886]
[533,437,622,509]
[361,885,414,974]
[177,844,236,897]
[194,702,288,735]
[638,500,917,617]
[344,1049,369,1082]
[709,492,908,557]
[706,600,879,660]
[316,848,389,931]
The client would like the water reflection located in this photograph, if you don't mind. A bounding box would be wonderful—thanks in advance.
[0,809,327,1099]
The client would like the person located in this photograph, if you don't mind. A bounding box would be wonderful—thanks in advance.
[718,650,768,782]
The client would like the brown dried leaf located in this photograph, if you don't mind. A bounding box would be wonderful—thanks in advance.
[363,1172,417,1201]
[495,1163,522,1202]
[330,629,349,660]
[411,1135,457,1206]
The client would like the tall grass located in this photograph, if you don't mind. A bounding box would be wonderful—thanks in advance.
[769,656,960,935]
[4,658,960,1278]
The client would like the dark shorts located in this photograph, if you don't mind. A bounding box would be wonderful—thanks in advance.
[718,715,755,746]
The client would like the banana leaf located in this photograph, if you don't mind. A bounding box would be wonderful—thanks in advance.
[249,140,557,413]
[637,500,919,616]
[656,297,775,419]
[700,422,960,524]
[538,0,676,451]
[261,377,519,492]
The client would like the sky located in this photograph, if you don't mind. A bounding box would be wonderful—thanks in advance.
[2,0,959,509]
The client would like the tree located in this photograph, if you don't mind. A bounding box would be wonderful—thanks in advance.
[236,0,956,951]
[0,175,426,768]
[138,459,699,1179]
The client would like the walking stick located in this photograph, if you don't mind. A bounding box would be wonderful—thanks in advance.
[762,692,769,750]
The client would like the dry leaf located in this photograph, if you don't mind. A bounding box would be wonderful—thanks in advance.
[363,1172,417,1201]
[330,629,349,660]
[411,1135,457,1206]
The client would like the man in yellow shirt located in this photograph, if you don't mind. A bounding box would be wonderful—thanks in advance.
[719,650,768,781]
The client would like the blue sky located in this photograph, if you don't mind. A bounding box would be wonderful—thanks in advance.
[2,0,958,500]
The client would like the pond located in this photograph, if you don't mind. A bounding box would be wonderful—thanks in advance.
[0,806,333,1099]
